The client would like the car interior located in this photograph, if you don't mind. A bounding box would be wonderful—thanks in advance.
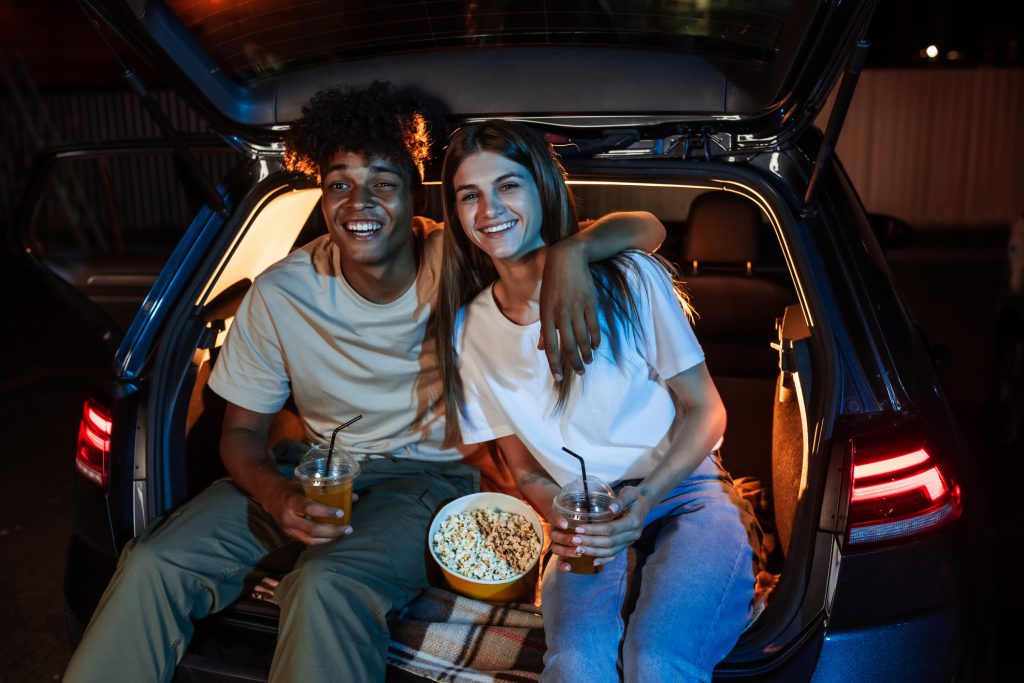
[176,174,811,659]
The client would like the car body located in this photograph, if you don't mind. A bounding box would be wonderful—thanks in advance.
[31,0,996,680]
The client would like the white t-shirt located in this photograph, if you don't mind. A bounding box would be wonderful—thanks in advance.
[208,218,460,461]
[456,252,706,486]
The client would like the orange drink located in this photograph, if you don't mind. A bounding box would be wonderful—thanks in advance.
[294,444,360,525]
[302,478,355,525]
[552,483,618,574]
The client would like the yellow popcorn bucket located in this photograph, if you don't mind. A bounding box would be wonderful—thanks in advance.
[428,492,545,603]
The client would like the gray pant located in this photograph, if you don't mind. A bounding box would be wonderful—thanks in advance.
[63,450,478,683]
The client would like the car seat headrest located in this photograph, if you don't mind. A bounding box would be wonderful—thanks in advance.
[684,191,762,266]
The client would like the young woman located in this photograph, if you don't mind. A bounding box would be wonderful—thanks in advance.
[437,120,762,682]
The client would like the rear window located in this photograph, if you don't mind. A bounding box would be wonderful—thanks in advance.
[167,0,794,83]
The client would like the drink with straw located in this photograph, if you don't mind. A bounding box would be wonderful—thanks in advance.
[553,478,617,573]
[555,447,619,574]
[294,416,362,525]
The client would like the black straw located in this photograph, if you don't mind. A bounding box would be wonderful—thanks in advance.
[561,447,590,510]
[328,415,363,472]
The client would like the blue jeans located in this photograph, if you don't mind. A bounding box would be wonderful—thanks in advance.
[540,452,760,683]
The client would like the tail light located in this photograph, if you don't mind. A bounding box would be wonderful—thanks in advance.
[76,398,112,489]
[847,438,961,545]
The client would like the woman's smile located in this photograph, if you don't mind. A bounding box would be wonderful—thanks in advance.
[480,218,518,235]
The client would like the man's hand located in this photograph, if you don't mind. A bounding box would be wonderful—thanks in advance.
[260,477,352,545]
[539,239,600,380]
[220,403,355,546]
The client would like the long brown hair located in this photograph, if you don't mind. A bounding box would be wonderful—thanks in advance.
[436,120,685,445]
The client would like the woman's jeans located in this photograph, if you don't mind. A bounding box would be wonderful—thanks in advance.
[541,451,761,683]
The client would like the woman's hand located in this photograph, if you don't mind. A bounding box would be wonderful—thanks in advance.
[557,364,726,569]
[538,239,600,381]
[549,486,652,571]
[548,512,589,572]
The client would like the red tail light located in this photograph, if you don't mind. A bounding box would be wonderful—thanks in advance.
[847,439,961,545]
[76,398,112,489]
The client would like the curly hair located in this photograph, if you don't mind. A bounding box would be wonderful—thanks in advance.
[284,81,438,187]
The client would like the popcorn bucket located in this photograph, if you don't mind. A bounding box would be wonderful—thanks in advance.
[427,492,544,602]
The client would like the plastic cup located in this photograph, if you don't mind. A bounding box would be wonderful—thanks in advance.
[552,476,618,574]
[294,444,360,525]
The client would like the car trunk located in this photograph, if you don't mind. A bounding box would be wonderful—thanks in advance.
[64,1,883,677]
[131,147,833,679]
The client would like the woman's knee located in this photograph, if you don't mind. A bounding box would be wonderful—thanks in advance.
[542,587,623,681]
[625,648,711,683]
[623,529,755,678]
[543,645,618,683]
[623,606,728,682]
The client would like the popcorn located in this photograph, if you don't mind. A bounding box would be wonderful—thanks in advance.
[432,507,541,581]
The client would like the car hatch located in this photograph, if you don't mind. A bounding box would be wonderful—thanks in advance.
[80,0,877,155]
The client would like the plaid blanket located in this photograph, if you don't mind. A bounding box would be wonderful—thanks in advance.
[254,576,778,683]
[251,578,547,681]
[248,475,781,681]
[387,587,546,682]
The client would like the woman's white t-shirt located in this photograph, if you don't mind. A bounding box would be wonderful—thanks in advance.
[455,252,706,486]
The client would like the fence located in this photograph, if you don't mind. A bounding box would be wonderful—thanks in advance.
[822,67,1024,229]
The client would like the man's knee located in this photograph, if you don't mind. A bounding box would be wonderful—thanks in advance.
[283,554,391,621]
[116,536,179,585]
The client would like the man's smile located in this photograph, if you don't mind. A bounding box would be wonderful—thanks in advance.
[343,220,383,238]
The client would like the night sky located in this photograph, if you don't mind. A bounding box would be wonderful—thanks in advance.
[866,0,1022,68]
[0,1,1021,91]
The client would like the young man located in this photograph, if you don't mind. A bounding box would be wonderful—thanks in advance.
[63,82,665,682]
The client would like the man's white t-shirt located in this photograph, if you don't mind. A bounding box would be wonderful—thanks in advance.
[456,252,706,486]
[209,218,460,461]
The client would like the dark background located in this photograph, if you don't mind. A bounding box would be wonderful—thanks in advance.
[2,0,1023,90]
[0,1,1020,681]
